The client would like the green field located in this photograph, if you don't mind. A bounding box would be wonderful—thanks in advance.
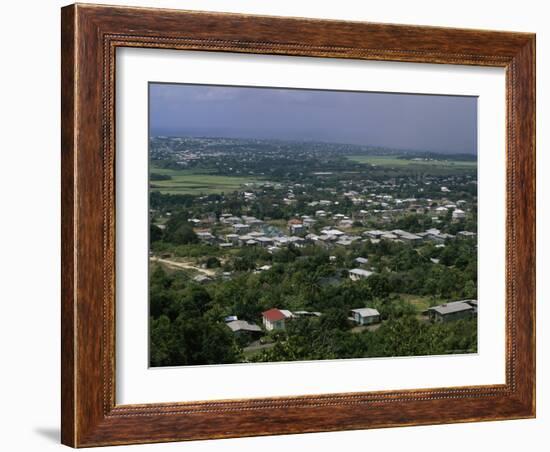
[346,155,477,168]
[150,166,262,195]
[397,293,442,313]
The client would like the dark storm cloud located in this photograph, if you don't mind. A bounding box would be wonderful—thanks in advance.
[149,83,477,154]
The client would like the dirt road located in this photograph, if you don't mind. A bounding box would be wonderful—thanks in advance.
[150,257,216,276]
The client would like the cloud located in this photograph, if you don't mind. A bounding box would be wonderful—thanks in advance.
[149,83,477,154]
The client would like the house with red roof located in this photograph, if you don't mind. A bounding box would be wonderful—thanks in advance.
[262,308,293,331]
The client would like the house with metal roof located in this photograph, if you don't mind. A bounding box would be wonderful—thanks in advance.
[427,300,476,322]
[226,320,262,335]
[350,308,381,325]
[349,268,374,281]
[262,308,293,331]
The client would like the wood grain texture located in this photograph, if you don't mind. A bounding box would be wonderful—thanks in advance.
[61,5,76,447]
[61,3,536,447]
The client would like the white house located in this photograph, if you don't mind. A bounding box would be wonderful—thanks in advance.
[452,209,466,220]
[262,308,293,331]
[349,268,374,281]
[350,308,381,325]
[289,223,305,235]
[233,223,250,234]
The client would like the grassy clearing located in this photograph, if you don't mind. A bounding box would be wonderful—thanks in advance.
[149,166,263,195]
[397,293,442,313]
[346,155,477,168]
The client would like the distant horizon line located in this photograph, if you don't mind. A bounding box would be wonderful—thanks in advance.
[150,134,477,157]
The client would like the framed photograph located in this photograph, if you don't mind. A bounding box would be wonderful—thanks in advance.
[61,3,535,447]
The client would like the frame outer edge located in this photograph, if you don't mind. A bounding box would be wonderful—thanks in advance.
[514,35,536,416]
[61,3,77,448]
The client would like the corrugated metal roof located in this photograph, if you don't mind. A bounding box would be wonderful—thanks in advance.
[226,320,262,333]
[429,301,474,315]
[351,308,380,317]
[350,268,373,277]
[262,308,287,322]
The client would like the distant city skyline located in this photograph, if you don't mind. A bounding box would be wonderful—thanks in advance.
[149,83,478,154]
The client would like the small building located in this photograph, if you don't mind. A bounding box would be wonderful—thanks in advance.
[292,311,321,318]
[427,300,475,322]
[458,231,477,239]
[224,216,242,225]
[364,230,385,239]
[248,231,265,238]
[256,236,274,247]
[327,228,345,236]
[350,308,381,325]
[193,274,212,284]
[225,233,240,243]
[289,223,305,235]
[339,219,354,229]
[349,268,374,281]
[196,231,216,243]
[354,257,369,266]
[288,236,305,247]
[452,209,466,220]
[336,239,352,247]
[273,236,290,246]
[303,217,316,228]
[226,320,263,339]
[316,234,337,248]
[262,308,293,331]
[233,223,250,234]
[248,219,264,228]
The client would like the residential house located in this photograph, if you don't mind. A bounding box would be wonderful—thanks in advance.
[339,219,354,229]
[452,209,466,220]
[223,216,242,225]
[193,274,212,284]
[289,222,305,235]
[427,300,475,322]
[226,320,263,340]
[225,233,240,243]
[195,231,216,243]
[350,308,381,325]
[233,223,250,234]
[256,236,274,247]
[349,268,374,281]
[292,311,321,318]
[262,308,293,331]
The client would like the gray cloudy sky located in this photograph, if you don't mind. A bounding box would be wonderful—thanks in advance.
[149,83,477,154]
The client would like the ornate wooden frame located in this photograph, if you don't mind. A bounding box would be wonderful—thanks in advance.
[61,3,536,447]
